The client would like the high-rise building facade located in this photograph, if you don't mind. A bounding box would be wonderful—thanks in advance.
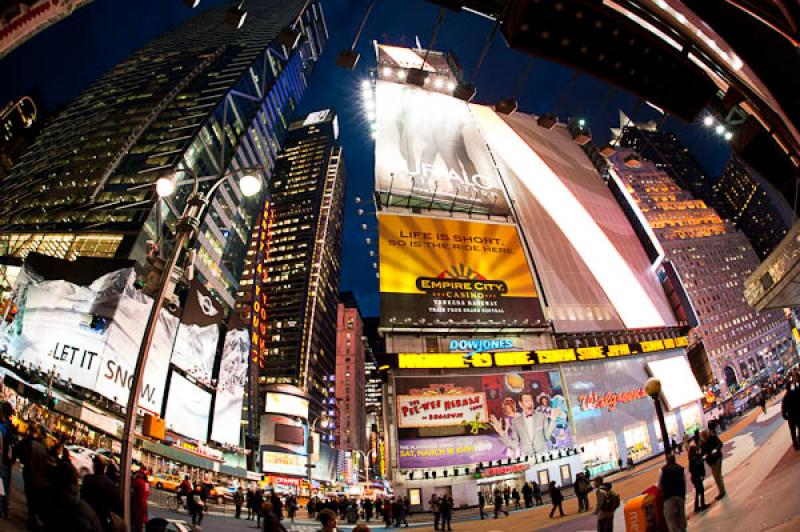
[609,150,791,393]
[1,94,44,180]
[0,0,328,309]
[246,110,346,434]
[334,292,367,453]
[713,157,792,259]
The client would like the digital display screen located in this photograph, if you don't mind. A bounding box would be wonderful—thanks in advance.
[164,372,211,442]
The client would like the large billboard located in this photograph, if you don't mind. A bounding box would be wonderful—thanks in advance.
[395,370,573,468]
[170,280,223,386]
[471,107,677,333]
[210,328,249,446]
[164,371,212,442]
[379,214,544,328]
[374,80,510,215]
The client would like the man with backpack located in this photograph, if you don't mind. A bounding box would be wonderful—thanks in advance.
[593,476,620,532]
[659,454,687,532]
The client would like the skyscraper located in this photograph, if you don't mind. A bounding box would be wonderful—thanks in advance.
[609,150,792,394]
[0,0,328,309]
[247,109,346,431]
[335,292,367,453]
[713,157,793,259]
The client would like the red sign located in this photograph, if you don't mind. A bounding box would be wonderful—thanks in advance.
[250,203,274,369]
[578,388,648,412]
[478,463,529,479]
[265,475,301,487]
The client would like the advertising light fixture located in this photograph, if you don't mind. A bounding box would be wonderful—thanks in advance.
[715,124,726,135]
[382,66,393,77]
[724,131,733,141]
[703,115,714,127]
[433,77,444,89]
[396,69,407,80]
[156,175,177,198]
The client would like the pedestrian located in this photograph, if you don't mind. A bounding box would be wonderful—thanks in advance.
[0,401,17,519]
[511,487,521,510]
[262,501,288,532]
[493,488,508,518]
[548,481,565,518]
[617,457,623,470]
[254,489,265,528]
[533,481,543,506]
[700,429,726,499]
[43,457,103,532]
[270,491,284,521]
[574,473,590,512]
[440,495,453,532]
[80,455,123,531]
[759,391,768,415]
[363,497,374,522]
[503,485,511,507]
[383,497,393,527]
[246,489,255,520]
[782,370,800,450]
[186,484,205,529]
[131,469,150,532]
[318,508,338,532]
[353,525,372,532]
[593,476,619,532]
[477,491,486,519]
[688,445,709,513]
[233,486,245,519]
[659,454,687,532]
[430,493,442,529]
[522,482,533,508]
[403,496,411,527]
[15,423,52,530]
[392,496,406,527]
[178,475,192,512]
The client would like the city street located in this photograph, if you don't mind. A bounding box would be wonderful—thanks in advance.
[3,402,795,531]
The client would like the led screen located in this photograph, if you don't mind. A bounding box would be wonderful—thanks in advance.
[164,372,211,442]
[262,450,307,476]
[379,214,544,328]
[471,107,677,333]
[374,80,510,215]
[646,356,704,410]
[265,392,309,419]
[275,424,305,445]
[394,370,573,468]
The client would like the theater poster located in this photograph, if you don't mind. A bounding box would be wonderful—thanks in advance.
[379,214,544,328]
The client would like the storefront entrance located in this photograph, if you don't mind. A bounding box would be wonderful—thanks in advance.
[579,432,619,477]
[623,423,651,463]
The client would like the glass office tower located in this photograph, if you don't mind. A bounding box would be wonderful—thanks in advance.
[0,0,328,309]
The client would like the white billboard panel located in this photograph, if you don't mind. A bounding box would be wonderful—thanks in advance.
[164,372,212,442]
[265,392,309,419]
[646,356,703,410]
[210,328,249,446]
[374,80,510,215]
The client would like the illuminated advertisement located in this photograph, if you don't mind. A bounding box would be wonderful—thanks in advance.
[262,450,307,476]
[395,336,688,369]
[210,328,249,446]
[250,204,274,370]
[395,370,572,468]
[265,392,309,419]
[646,356,704,410]
[379,214,544,327]
[374,79,510,215]
[164,371,212,442]
[170,280,223,385]
[471,107,676,333]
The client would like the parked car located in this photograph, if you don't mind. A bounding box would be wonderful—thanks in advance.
[203,483,227,504]
[65,445,96,477]
[149,473,182,492]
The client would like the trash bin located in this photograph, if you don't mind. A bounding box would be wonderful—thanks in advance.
[623,494,657,532]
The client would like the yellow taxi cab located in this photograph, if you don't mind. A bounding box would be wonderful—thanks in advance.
[149,473,182,492]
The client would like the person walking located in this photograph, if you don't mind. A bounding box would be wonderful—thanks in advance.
[262,501,288,532]
[522,482,533,508]
[363,498,374,522]
[511,487,521,510]
[477,491,487,519]
[0,401,16,519]
[15,423,52,529]
[688,445,709,513]
[493,488,508,518]
[43,458,103,532]
[382,497,393,527]
[593,476,619,532]
[533,481,543,506]
[233,487,245,519]
[80,455,122,531]
[254,490,265,528]
[430,494,441,530]
[548,481,565,518]
[503,485,511,508]
[782,371,800,450]
[131,469,150,532]
[574,473,590,512]
[659,454,687,532]
[700,429,726,499]
[186,484,205,530]
[440,495,453,532]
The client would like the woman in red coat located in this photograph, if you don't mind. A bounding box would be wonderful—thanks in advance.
[131,469,150,532]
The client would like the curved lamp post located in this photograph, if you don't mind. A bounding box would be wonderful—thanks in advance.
[119,165,263,527]
[645,377,673,462]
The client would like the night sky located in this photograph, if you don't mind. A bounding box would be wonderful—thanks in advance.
[0,0,733,317]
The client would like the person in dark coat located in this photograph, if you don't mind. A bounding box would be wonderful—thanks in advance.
[233,487,245,519]
[382,498,392,527]
[688,445,709,513]
[574,473,590,512]
[548,481,565,518]
[16,423,53,529]
[262,501,288,532]
[700,429,726,499]
[80,456,122,531]
[659,454,687,532]
[477,491,486,519]
[254,490,265,527]
[493,488,508,518]
[363,498,374,522]
[187,484,205,528]
[43,459,103,532]
[782,370,800,449]
[270,491,284,521]
[440,495,454,532]
[521,482,533,508]
[532,481,543,506]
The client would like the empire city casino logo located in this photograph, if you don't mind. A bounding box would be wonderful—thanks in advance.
[415,263,508,298]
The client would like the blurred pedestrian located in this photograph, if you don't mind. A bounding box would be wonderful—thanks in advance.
[700,429,726,499]
[593,476,619,532]
[512,487,521,510]
[440,495,453,532]
[0,401,16,518]
[363,497,374,522]
[131,469,150,532]
[430,493,441,529]
[477,491,486,519]
[782,370,800,450]
[533,481,543,506]
[574,473,590,512]
[659,454,687,532]
[262,501,288,532]
[548,481,564,518]
[43,458,103,532]
[493,488,507,518]
[81,455,122,531]
[522,482,533,508]
[187,484,205,529]
[233,487,245,519]
[178,476,192,512]
[688,445,709,513]
[318,508,338,532]
[383,497,392,527]
[16,423,52,529]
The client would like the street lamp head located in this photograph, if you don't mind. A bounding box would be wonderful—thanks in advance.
[156,175,177,198]
[645,377,662,397]
[238,173,262,197]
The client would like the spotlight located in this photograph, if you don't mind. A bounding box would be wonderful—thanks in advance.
[397,70,407,80]
[703,115,714,127]
[495,98,518,116]
[715,124,726,135]
[382,66,393,77]
[578,118,586,127]
[225,3,247,29]
[447,81,456,91]
[434,77,444,89]
[724,131,733,140]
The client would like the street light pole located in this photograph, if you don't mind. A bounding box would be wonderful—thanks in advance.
[353,449,376,484]
[306,415,329,499]
[645,377,672,463]
[119,166,262,527]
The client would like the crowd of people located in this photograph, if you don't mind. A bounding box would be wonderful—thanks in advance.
[305,494,410,528]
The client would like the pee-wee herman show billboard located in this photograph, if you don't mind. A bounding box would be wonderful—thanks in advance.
[378,214,545,328]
